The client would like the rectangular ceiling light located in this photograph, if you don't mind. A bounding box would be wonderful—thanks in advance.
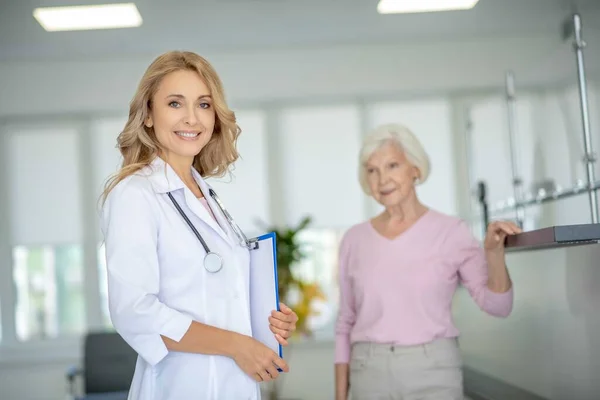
[33,3,143,32]
[377,0,479,14]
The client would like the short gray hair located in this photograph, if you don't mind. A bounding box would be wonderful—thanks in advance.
[358,123,431,195]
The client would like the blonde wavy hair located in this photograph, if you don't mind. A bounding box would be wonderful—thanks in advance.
[101,50,240,204]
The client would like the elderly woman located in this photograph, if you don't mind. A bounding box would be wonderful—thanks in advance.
[334,123,520,400]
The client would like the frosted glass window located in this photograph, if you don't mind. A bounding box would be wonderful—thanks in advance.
[206,110,270,237]
[13,245,85,341]
[7,127,83,245]
[367,98,458,216]
[91,116,127,199]
[469,96,513,205]
[469,95,536,205]
[531,86,600,190]
[279,105,364,229]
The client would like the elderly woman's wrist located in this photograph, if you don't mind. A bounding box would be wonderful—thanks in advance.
[485,248,506,263]
[487,278,512,293]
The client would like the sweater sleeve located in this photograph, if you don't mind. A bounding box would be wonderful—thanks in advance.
[334,232,356,364]
[452,220,513,318]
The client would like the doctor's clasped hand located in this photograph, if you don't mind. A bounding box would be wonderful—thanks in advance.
[269,302,298,346]
[231,302,297,383]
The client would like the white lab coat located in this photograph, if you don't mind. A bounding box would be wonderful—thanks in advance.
[101,157,261,400]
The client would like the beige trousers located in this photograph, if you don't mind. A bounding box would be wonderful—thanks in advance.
[349,338,464,400]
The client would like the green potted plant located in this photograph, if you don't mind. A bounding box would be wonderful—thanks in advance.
[270,215,312,303]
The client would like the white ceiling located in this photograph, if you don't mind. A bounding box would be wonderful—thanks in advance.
[1,0,599,62]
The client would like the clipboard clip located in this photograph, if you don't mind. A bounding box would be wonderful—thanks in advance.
[248,238,260,250]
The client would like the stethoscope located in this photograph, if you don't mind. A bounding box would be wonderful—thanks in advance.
[167,188,256,273]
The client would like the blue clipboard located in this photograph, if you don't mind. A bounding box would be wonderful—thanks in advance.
[248,232,283,362]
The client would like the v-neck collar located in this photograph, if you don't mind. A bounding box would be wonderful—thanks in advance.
[368,209,432,242]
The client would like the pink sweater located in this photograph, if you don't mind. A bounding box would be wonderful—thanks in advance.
[334,209,513,364]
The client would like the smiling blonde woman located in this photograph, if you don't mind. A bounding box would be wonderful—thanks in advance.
[100,51,298,400]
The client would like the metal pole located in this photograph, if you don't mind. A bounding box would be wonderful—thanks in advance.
[572,13,598,223]
[477,181,489,237]
[505,71,525,228]
[463,106,476,206]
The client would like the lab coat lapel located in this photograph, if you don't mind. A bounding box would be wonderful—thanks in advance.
[146,157,231,247]
[193,172,238,248]
[182,186,232,247]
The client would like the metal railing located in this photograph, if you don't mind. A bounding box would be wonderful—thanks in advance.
[471,13,598,228]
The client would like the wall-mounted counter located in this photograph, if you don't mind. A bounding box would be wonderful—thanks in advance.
[505,223,600,252]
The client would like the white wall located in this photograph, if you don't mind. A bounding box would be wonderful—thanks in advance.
[453,82,600,399]
[1,34,599,118]
[455,244,600,399]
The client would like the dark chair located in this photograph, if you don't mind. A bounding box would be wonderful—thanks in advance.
[66,331,138,400]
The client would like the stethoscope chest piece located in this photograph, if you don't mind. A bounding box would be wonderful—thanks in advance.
[167,187,256,275]
[204,252,223,273]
